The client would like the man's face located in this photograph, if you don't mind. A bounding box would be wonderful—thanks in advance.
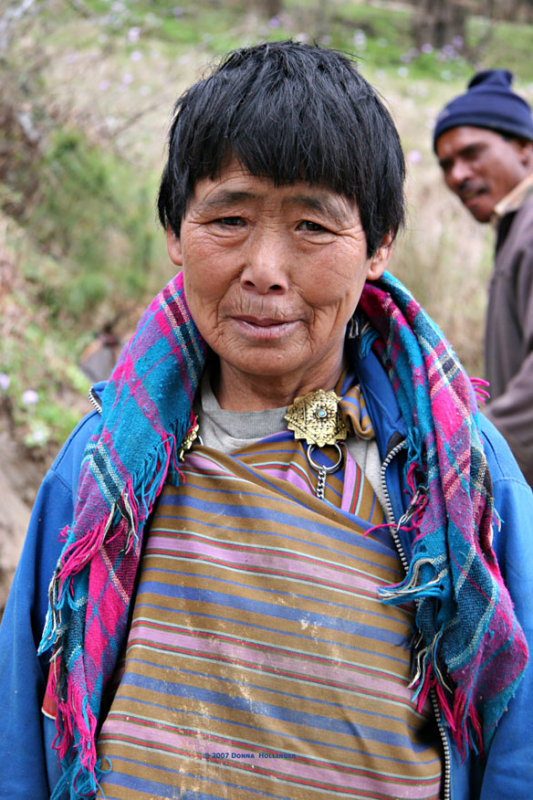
[166,160,392,409]
[436,126,531,222]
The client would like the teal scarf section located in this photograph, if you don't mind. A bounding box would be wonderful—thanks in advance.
[359,273,528,755]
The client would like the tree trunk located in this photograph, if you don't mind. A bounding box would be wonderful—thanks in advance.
[251,0,283,17]
[413,0,468,49]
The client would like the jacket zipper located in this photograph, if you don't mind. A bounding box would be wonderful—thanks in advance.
[380,440,452,800]
[431,690,452,800]
[88,386,103,414]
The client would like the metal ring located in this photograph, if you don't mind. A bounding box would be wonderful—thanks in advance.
[307,443,344,474]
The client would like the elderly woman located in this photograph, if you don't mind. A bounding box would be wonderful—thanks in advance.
[1,41,532,800]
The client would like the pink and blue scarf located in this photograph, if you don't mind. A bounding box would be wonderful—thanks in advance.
[39,270,528,798]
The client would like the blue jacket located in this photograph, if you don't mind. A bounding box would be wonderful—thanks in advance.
[1,350,532,799]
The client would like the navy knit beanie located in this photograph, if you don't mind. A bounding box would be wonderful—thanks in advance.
[433,69,533,151]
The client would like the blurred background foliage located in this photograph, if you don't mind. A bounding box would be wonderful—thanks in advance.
[1,0,532,452]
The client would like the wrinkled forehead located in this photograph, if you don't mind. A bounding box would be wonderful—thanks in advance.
[190,154,358,208]
[186,157,361,224]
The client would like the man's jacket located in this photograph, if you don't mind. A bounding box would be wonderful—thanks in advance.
[485,191,533,485]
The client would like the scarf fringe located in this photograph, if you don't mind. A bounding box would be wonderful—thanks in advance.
[378,476,444,604]
[55,682,98,769]
[49,753,107,800]
[44,658,106,800]
[378,422,490,758]
[38,511,116,657]
[39,432,182,659]
[378,557,448,602]
[40,433,185,796]
[407,634,484,759]
[470,376,491,406]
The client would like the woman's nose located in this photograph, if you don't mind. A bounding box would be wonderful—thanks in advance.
[240,230,290,293]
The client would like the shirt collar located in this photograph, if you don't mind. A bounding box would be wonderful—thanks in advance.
[492,172,533,227]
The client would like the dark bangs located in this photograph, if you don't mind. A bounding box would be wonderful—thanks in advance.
[158,41,405,256]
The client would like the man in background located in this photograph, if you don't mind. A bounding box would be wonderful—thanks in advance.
[434,69,533,487]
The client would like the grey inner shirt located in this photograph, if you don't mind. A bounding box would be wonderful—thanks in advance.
[195,372,388,512]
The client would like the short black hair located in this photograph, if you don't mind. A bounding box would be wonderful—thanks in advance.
[158,40,405,256]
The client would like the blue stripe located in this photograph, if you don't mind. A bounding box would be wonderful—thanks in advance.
[135,601,412,664]
[116,675,422,749]
[134,581,410,645]
[121,664,434,747]
[100,755,292,800]
[155,496,397,561]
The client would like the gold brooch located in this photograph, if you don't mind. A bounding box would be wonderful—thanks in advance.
[178,420,199,461]
[284,389,348,448]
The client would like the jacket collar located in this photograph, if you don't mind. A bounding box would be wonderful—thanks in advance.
[492,171,533,226]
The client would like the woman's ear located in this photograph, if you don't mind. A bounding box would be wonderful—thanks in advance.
[366,231,394,280]
[166,226,183,267]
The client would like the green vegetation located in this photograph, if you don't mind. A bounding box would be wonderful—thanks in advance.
[29,127,160,322]
[1,0,530,456]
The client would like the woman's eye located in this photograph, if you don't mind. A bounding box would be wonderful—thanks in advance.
[216,216,244,227]
[300,220,328,232]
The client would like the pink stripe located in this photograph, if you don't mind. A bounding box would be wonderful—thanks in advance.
[184,452,236,475]
[129,625,412,698]
[257,464,314,495]
[341,451,358,514]
[100,721,438,798]
[146,535,385,595]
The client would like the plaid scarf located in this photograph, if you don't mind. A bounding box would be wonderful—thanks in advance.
[358,275,528,755]
[40,271,528,798]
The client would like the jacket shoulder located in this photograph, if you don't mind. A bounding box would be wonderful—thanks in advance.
[477,412,531,487]
[50,406,102,495]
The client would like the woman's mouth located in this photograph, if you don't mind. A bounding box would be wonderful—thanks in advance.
[232,315,300,339]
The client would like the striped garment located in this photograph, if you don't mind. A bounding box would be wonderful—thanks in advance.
[97,426,441,799]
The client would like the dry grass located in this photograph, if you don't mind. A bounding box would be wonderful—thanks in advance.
[16,6,533,379]
[373,74,496,376]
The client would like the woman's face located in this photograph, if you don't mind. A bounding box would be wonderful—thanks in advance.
[167,160,392,410]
